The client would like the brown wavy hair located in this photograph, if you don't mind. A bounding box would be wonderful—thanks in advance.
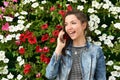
[62,9,90,56]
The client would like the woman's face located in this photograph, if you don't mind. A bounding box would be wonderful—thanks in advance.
[64,14,86,41]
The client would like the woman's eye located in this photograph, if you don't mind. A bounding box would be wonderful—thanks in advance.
[72,22,76,24]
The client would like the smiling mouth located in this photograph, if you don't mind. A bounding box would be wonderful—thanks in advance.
[69,31,76,36]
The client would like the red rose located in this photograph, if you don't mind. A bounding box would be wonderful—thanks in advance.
[67,5,72,11]
[23,64,31,75]
[52,30,59,37]
[56,24,62,30]
[15,40,21,46]
[25,30,33,39]
[50,6,55,11]
[41,34,49,42]
[40,54,46,62]
[44,57,50,64]
[19,33,26,42]
[41,23,48,30]
[40,54,50,64]
[57,4,62,8]
[36,73,41,78]
[43,46,49,53]
[50,37,56,43]
[28,36,37,44]
[19,47,25,55]
[35,45,43,53]
[58,10,66,17]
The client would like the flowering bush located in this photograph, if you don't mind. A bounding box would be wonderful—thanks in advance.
[0,0,120,80]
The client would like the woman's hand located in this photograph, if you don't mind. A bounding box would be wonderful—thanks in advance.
[55,30,66,55]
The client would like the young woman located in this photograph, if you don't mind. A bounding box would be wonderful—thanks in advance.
[46,9,106,80]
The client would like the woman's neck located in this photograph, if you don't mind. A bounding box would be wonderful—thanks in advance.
[73,36,86,47]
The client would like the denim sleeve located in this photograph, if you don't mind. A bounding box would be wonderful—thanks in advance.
[95,48,106,80]
[45,52,62,79]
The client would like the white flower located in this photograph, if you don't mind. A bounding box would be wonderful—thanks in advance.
[5,35,13,41]
[1,78,8,80]
[101,24,107,28]
[89,14,100,23]
[19,46,23,49]
[3,58,9,63]
[92,1,101,9]
[72,0,77,3]
[3,16,13,22]
[41,0,46,4]
[114,65,120,70]
[9,25,16,32]
[17,20,25,24]
[15,33,20,40]
[114,23,120,29]
[77,5,84,11]
[30,0,36,2]
[19,59,25,66]
[80,0,87,3]
[0,35,4,40]
[18,16,25,19]
[0,51,5,61]
[16,24,25,31]
[88,8,97,13]
[102,3,109,9]
[99,33,107,41]
[7,73,14,79]
[22,0,30,5]
[14,13,19,17]
[108,76,116,80]
[106,60,113,66]
[87,36,92,42]
[111,71,120,77]
[20,11,28,15]
[2,66,8,74]
[17,56,22,62]
[17,74,23,80]
[104,39,112,45]
[107,35,114,40]
[67,0,72,2]
[31,2,39,8]
[94,29,101,35]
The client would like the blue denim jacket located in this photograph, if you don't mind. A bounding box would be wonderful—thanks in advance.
[46,42,106,80]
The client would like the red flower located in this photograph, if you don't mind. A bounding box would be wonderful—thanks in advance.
[56,24,62,30]
[19,33,26,42]
[50,37,56,43]
[41,23,48,30]
[40,54,50,64]
[52,30,59,37]
[25,30,33,39]
[19,47,25,55]
[35,45,43,53]
[43,46,49,53]
[36,73,42,78]
[50,6,55,11]
[58,10,66,17]
[57,4,62,8]
[23,64,31,75]
[67,5,72,11]
[44,57,50,64]
[28,36,37,44]
[15,40,21,46]
[40,54,46,62]
[41,34,49,42]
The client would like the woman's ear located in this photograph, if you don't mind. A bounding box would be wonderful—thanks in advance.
[82,22,87,30]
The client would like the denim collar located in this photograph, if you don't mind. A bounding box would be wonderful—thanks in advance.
[66,41,90,56]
